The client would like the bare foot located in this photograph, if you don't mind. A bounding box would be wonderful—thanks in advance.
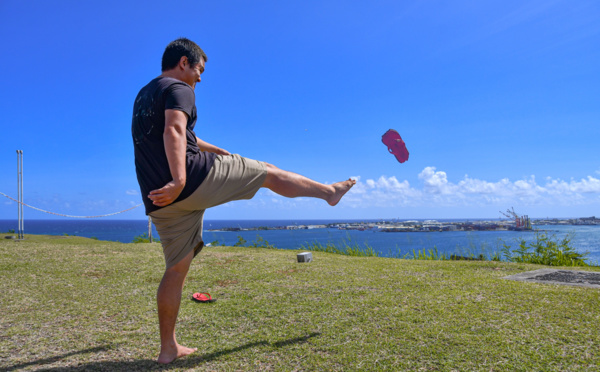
[327,178,356,206]
[157,343,197,364]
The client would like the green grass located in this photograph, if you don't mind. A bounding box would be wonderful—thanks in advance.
[1,235,599,371]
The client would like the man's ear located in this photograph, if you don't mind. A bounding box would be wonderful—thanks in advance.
[178,56,188,69]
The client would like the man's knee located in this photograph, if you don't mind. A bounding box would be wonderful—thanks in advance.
[262,163,278,188]
[264,162,277,172]
[165,250,194,276]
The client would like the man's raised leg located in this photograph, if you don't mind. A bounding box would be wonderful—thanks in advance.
[156,249,197,364]
[262,163,355,206]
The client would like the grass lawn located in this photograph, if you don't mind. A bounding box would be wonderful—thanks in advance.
[1,234,599,371]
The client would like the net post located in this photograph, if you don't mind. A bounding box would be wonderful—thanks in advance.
[16,150,24,239]
[20,151,23,239]
[148,216,153,243]
[16,150,20,238]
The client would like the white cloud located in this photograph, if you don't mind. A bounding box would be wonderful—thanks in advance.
[126,189,139,195]
[418,167,452,194]
[343,167,600,209]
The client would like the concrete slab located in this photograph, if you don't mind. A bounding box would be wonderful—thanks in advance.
[503,269,600,289]
[297,252,313,263]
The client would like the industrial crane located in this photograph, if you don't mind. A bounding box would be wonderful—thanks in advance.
[499,207,532,231]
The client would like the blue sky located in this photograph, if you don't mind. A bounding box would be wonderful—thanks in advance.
[1,0,599,220]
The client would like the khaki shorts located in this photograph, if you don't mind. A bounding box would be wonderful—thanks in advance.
[150,154,267,269]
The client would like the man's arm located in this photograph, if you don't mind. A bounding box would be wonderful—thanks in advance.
[196,136,230,155]
[147,109,188,207]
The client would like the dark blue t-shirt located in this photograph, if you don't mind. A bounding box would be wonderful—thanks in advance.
[132,76,216,214]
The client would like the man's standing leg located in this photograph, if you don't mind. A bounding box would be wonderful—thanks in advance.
[156,249,197,364]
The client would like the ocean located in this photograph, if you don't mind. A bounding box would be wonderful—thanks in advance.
[1,219,599,264]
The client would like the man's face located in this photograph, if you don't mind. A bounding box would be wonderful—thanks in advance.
[182,57,205,89]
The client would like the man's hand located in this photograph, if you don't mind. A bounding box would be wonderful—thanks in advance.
[148,181,185,207]
[196,136,231,155]
[213,147,231,156]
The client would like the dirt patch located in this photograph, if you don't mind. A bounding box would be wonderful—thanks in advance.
[504,269,600,288]
[216,279,239,287]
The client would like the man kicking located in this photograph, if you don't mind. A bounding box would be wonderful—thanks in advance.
[132,38,355,364]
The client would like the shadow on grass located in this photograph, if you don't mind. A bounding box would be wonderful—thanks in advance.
[10,333,321,371]
[3,345,113,371]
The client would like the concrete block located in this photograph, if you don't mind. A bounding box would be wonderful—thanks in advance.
[297,252,313,263]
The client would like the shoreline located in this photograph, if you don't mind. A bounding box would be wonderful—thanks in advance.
[207,217,600,233]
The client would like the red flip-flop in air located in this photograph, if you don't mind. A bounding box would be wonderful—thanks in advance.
[382,129,409,163]
[192,292,217,303]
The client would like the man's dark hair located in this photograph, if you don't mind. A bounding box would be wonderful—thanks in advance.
[161,38,208,72]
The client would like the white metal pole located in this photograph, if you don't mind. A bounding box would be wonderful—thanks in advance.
[148,216,153,243]
[17,150,20,238]
[20,150,24,239]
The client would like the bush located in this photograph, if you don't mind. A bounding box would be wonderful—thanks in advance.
[132,233,158,243]
[501,231,590,267]
[411,246,446,260]
[248,235,276,249]
[233,235,276,249]
[233,236,247,247]
[301,238,378,257]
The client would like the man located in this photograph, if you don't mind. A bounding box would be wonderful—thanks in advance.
[132,38,355,364]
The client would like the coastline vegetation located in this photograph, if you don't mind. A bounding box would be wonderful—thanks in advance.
[300,237,379,257]
[232,234,276,249]
[501,231,590,267]
[131,232,159,243]
[228,231,595,267]
[10,227,596,267]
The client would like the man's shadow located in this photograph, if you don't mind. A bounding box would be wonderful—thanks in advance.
[5,333,321,371]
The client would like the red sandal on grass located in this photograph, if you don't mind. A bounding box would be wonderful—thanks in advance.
[192,292,217,303]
